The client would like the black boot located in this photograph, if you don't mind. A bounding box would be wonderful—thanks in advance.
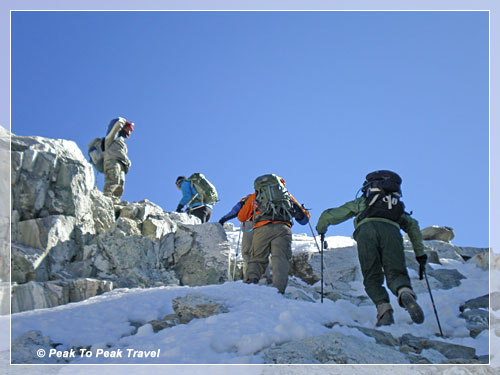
[399,288,424,324]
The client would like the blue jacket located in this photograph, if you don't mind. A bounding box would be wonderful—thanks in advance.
[178,180,213,210]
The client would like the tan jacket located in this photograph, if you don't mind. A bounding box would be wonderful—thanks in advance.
[104,117,131,172]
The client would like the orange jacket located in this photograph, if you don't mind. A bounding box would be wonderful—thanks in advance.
[237,192,310,230]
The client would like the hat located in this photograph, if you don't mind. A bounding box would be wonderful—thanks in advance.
[176,176,186,186]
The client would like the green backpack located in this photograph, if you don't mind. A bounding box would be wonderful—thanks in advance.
[254,174,294,222]
[187,173,218,205]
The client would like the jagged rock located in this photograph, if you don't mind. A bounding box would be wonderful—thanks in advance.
[349,326,399,347]
[11,134,95,225]
[261,331,410,364]
[459,309,489,338]
[118,199,164,222]
[172,293,229,324]
[11,278,113,313]
[11,243,41,283]
[426,269,466,290]
[459,294,489,312]
[11,330,66,364]
[400,333,476,360]
[89,188,115,234]
[15,215,78,280]
[67,278,113,302]
[291,245,362,288]
[422,241,465,263]
[169,223,230,286]
[421,226,455,242]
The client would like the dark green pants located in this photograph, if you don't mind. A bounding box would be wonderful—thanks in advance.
[353,221,412,305]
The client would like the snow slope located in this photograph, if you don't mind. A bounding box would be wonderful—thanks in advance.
[10,231,491,365]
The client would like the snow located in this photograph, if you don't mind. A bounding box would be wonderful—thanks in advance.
[9,231,494,365]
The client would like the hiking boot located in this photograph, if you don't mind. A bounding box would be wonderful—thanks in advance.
[246,278,259,284]
[376,310,394,327]
[376,303,394,327]
[399,289,424,324]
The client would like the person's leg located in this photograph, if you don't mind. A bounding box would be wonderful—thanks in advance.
[246,225,272,283]
[269,224,292,294]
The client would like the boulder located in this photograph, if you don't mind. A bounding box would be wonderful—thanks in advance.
[172,293,229,324]
[11,330,66,364]
[261,331,410,364]
[400,333,476,360]
[291,245,362,288]
[422,241,465,263]
[420,226,455,242]
[467,252,489,270]
[459,294,489,312]
[168,223,231,286]
[426,269,466,290]
[459,309,489,338]
[11,134,95,225]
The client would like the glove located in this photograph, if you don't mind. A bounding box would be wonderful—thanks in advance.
[218,218,227,226]
[176,204,183,213]
[416,254,428,280]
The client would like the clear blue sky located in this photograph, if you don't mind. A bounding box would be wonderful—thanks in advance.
[11,10,489,247]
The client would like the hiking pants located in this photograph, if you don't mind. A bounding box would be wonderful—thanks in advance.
[241,221,254,281]
[188,206,212,223]
[103,161,125,203]
[247,223,292,294]
[353,221,412,306]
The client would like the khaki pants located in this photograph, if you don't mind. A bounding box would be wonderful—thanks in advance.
[240,221,254,281]
[103,162,125,203]
[247,223,292,293]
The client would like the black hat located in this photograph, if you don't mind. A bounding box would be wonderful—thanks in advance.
[175,176,186,186]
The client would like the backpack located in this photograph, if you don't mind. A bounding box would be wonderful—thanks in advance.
[187,173,218,205]
[358,170,405,222]
[87,137,105,173]
[253,174,294,223]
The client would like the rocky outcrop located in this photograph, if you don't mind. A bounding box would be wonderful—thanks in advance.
[10,133,232,313]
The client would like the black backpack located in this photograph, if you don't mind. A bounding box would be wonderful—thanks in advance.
[358,170,405,222]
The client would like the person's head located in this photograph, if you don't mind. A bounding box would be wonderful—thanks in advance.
[120,120,134,138]
[176,176,186,190]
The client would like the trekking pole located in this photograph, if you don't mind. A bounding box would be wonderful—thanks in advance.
[423,269,444,337]
[307,221,324,303]
[232,227,242,281]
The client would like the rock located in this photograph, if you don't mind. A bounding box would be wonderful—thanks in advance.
[11,243,41,283]
[261,331,410,364]
[426,269,466,290]
[11,278,114,313]
[170,223,230,286]
[291,245,362,287]
[148,314,180,332]
[67,278,113,302]
[422,241,465,263]
[421,226,455,242]
[11,330,66,364]
[348,326,399,347]
[459,294,489,312]
[15,215,78,279]
[172,293,229,324]
[11,134,95,224]
[455,246,489,260]
[89,188,115,234]
[467,252,489,270]
[400,333,476,360]
[284,287,316,302]
[459,309,489,338]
